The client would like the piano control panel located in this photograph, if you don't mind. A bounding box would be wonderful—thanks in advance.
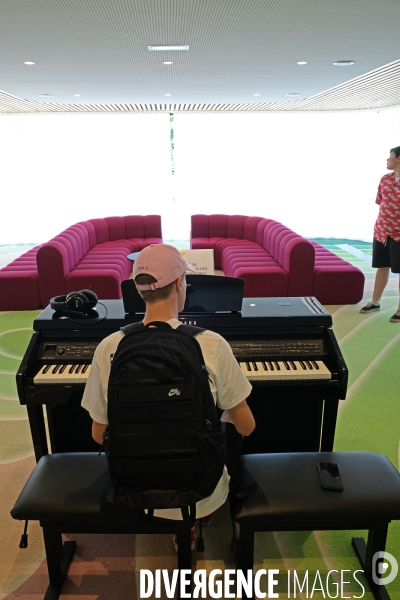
[230,339,323,356]
[39,342,99,360]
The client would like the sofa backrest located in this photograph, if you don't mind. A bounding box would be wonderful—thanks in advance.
[191,214,268,241]
[262,220,315,296]
[37,215,162,306]
[88,215,162,244]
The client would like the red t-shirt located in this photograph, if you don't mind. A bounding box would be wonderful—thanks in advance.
[374,172,400,243]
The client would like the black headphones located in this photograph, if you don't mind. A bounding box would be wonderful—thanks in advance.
[50,289,98,318]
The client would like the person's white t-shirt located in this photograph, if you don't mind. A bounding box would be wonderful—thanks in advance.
[81,318,252,519]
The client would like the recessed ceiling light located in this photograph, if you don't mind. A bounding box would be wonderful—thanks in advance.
[253,93,261,97]
[333,60,354,66]
[165,93,172,97]
[297,61,307,65]
[24,61,35,65]
[163,61,173,65]
[148,45,189,51]
[286,93,300,97]
[39,94,53,97]
[73,94,81,97]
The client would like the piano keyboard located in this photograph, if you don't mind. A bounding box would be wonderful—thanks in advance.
[33,363,92,385]
[238,359,331,381]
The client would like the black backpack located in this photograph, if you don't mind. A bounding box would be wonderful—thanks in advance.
[104,321,226,520]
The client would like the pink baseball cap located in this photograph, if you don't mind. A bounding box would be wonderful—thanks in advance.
[132,244,196,290]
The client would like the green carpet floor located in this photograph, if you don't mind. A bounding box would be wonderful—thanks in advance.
[1,239,399,599]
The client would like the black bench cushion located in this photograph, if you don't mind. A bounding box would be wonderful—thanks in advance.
[234,452,400,528]
[11,453,144,521]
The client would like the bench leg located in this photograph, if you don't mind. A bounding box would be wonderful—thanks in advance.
[42,522,76,600]
[352,523,391,600]
[236,526,255,600]
[320,399,339,451]
[175,523,193,600]
[27,404,48,461]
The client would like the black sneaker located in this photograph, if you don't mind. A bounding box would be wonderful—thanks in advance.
[390,311,400,323]
[360,302,380,314]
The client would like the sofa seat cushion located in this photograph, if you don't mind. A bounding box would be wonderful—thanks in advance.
[66,241,134,298]
[223,256,279,278]
[89,240,137,252]
[191,237,224,251]
[314,265,365,304]
[311,242,365,304]
[230,265,288,297]
[221,243,276,274]
[129,237,163,251]
[73,261,128,280]
[0,247,41,311]
[66,269,124,300]
[216,239,262,270]
[0,270,40,310]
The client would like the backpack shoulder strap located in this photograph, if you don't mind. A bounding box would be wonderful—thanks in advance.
[120,321,145,336]
[178,324,206,337]
[121,321,206,338]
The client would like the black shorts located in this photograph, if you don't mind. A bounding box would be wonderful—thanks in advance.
[372,237,400,273]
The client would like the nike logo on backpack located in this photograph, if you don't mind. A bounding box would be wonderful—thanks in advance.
[168,388,181,396]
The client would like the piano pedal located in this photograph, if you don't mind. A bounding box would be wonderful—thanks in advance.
[19,520,29,548]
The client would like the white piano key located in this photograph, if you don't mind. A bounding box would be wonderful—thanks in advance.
[33,363,92,385]
[238,359,331,382]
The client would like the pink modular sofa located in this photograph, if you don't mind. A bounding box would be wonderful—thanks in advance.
[0,215,162,311]
[191,214,364,304]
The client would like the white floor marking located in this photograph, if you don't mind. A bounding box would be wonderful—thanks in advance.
[337,306,398,344]
[0,328,31,359]
[336,244,372,263]
[346,332,400,398]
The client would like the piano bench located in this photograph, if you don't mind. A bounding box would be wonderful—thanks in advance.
[10,453,194,600]
[232,452,400,600]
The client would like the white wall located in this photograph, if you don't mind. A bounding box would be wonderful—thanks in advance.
[172,107,400,241]
[1,107,400,243]
[0,112,172,243]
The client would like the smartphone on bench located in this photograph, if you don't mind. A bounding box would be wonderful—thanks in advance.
[318,462,344,491]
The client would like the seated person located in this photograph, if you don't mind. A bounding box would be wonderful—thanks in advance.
[81,244,255,545]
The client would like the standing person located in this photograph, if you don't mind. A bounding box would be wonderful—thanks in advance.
[81,243,255,547]
[360,146,400,321]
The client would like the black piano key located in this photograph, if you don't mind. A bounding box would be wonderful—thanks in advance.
[305,360,313,369]
[283,361,290,369]
[43,364,51,374]
[252,362,258,371]
[59,365,67,373]
[52,365,60,374]
[299,361,307,370]
[75,364,82,373]
[311,360,319,369]
[82,364,89,373]
[267,361,274,371]
[289,361,297,369]
[274,361,281,370]
[262,362,268,370]
[69,365,76,373]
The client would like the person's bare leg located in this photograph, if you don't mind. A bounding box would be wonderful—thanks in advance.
[372,267,390,303]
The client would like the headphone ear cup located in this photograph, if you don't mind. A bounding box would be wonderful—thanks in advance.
[65,291,86,311]
[79,289,98,307]
[51,290,98,316]
[65,290,98,312]
[50,295,68,313]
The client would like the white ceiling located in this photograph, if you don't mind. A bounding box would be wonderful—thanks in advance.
[0,0,400,112]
